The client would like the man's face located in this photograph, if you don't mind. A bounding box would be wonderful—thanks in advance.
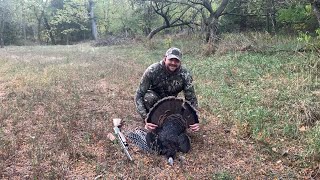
[164,57,181,72]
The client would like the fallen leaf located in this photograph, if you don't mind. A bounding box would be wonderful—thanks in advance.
[107,133,116,141]
[299,126,307,132]
[276,160,282,164]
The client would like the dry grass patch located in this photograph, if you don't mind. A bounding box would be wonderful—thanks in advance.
[0,41,317,179]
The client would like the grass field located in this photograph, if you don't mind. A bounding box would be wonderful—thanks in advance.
[0,33,319,179]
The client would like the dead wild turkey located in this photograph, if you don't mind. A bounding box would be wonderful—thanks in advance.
[145,96,198,165]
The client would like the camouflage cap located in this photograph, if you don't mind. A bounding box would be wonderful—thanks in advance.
[165,47,182,61]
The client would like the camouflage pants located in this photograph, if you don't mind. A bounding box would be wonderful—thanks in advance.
[144,90,161,112]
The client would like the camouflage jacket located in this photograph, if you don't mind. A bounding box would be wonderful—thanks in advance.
[135,60,198,119]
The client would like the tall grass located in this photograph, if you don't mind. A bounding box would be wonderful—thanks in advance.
[139,32,319,162]
[136,32,319,161]
[184,33,318,159]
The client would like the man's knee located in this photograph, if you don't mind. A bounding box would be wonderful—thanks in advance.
[144,90,160,110]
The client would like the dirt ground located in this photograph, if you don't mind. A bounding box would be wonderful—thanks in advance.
[0,45,318,179]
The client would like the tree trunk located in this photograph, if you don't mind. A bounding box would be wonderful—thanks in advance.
[266,0,276,35]
[103,0,110,35]
[0,20,4,48]
[33,7,44,44]
[43,16,56,45]
[209,19,219,44]
[270,0,276,34]
[0,34,3,48]
[205,17,219,53]
[147,20,192,39]
[23,21,27,45]
[0,38,3,48]
[144,27,151,36]
[89,0,98,40]
[205,0,229,53]
[21,5,27,45]
[239,0,248,32]
[37,19,41,44]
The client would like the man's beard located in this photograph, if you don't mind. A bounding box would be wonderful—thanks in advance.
[166,65,179,72]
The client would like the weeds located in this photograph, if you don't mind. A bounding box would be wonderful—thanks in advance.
[212,171,234,180]
[187,33,319,161]
[306,123,320,161]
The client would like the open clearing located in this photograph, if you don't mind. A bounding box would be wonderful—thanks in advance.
[0,44,316,179]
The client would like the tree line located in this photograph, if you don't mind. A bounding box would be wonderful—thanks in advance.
[0,0,319,47]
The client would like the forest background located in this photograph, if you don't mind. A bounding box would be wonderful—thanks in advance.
[1,0,320,47]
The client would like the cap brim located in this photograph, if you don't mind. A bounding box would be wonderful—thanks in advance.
[167,55,181,61]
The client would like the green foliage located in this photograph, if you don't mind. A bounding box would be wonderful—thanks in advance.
[186,33,318,147]
[283,121,299,139]
[297,31,312,43]
[2,0,320,45]
[277,4,318,33]
[106,0,134,34]
[0,0,22,45]
[297,28,320,50]
[222,0,277,32]
[316,28,320,37]
[212,171,234,180]
[84,0,161,37]
[277,5,310,23]
[50,0,90,43]
[164,37,172,48]
[1,21,20,45]
[132,2,160,36]
[306,123,320,159]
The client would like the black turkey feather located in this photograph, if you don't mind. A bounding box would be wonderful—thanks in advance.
[145,97,198,165]
[146,96,198,127]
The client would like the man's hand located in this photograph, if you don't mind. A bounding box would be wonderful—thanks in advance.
[189,123,200,132]
[144,119,158,131]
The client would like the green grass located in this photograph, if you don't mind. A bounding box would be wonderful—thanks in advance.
[135,32,320,162]
[212,171,234,180]
[181,35,319,159]
[306,123,320,159]
[139,33,319,160]
[159,33,320,154]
